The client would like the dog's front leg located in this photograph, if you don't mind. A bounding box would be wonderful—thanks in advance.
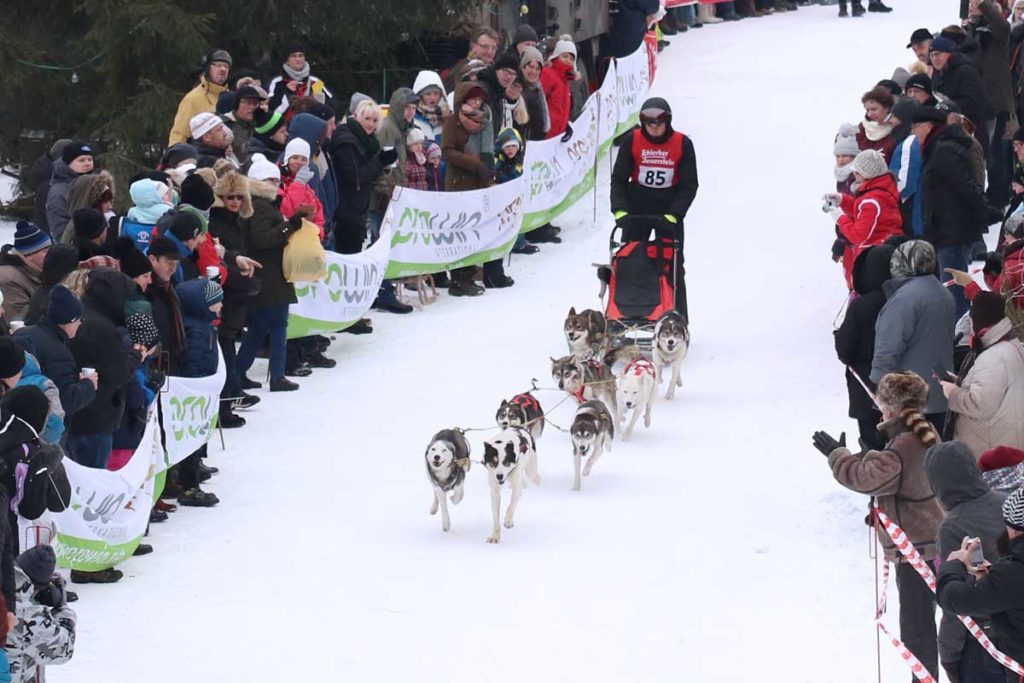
[430,488,439,515]
[486,481,502,543]
[623,407,641,441]
[667,362,682,399]
[572,451,582,491]
[504,479,524,529]
[643,393,653,428]
[451,483,464,505]
[583,442,602,476]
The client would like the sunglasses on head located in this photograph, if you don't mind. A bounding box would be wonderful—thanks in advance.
[224,194,244,201]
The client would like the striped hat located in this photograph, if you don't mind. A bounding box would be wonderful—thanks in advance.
[1004,487,1024,531]
[204,279,224,306]
[13,221,52,256]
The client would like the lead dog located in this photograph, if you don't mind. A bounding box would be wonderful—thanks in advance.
[483,427,539,544]
[616,358,657,440]
[652,311,690,399]
[425,429,471,532]
[564,307,608,360]
[495,393,545,442]
[550,355,617,416]
[570,400,615,491]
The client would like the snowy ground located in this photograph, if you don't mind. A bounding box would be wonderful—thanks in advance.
[17,2,961,680]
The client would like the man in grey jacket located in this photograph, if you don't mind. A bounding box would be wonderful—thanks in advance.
[871,240,956,432]
[924,441,1009,682]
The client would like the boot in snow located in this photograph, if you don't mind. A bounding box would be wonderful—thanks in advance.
[71,568,123,584]
[179,487,219,507]
[270,376,300,392]
[867,0,891,10]
[838,1,848,16]
[852,1,866,15]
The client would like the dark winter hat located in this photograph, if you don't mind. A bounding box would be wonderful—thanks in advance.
[72,208,107,240]
[513,24,539,46]
[13,221,52,256]
[392,87,420,108]
[905,73,933,95]
[907,28,934,48]
[216,91,237,116]
[61,140,94,166]
[891,97,920,126]
[235,85,266,103]
[206,49,232,67]
[147,236,182,261]
[911,106,948,125]
[126,312,160,349]
[168,212,202,242]
[930,36,957,54]
[204,279,224,306]
[15,544,56,587]
[1014,128,1024,144]
[179,174,215,211]
[41,245,80,288]
[494,53,521,74]
[0,386,49,435]
[876,79,902,97]
[112,237,153,279]
[161,143,198,169]
[1003,487,1024,531]
[46,284,83,326]
[980,446,1024,473]
[890,239,937,278]
[970,291,1006,332]
[0,338,25,379]
[307,102,335,122]
[254,109,286,137]
[283,40,307,57]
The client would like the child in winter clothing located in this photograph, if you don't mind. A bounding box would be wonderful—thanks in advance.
[404,128,430,191]
[108,313,161,471]
[278,139,325,240]
[177,278,223,379]
[423,142,443,192]
[494,128,535,256]
[9,545,76,683]
[978,446,1024,492]
[123,179,174,251]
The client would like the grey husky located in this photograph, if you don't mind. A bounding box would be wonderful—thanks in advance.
[569,400,615,491]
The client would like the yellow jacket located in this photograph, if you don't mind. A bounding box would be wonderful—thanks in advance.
[168,75,228,146]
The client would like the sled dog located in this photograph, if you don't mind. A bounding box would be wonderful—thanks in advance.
[483,427,539,544]
[550,355,617,415]
[564,307,608,360]
[495,393,545,442]
[616,358,657,440]
[569,400,615,491]
[425,429,471,532]
[653,311,690,399]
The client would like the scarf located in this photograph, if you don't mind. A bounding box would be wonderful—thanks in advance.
[417,103,445,130]
[834,161,854,183]
[862,120,894,142]
[346,117,380,156]
[283,62,310,82]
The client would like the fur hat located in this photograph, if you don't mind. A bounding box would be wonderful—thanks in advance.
[15,544,56,587]
[852,150,889,179]
[970,291,1006,332]
[890,239,937,278]
[1003,487,1024,531]
[46,284,83,325]
[833,124,860,157]
[877,371,929,412]
[213,171,253,218]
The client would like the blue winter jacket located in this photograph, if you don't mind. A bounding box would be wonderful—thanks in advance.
[175,279,219,378]
[17,354,64,444]
[890,136,924,236]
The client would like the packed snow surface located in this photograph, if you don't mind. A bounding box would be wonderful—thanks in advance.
[44,2,955,680]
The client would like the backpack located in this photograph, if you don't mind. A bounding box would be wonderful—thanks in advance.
[15,443,71,520]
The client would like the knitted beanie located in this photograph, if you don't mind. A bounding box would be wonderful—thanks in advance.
[204,279,224,306]
[61,141,93,165]
[406,128,426,147]
[113,237,154,279]
[520,46,544,69]
[551,40,577,61]
[179,174,215,211]
[512,24,539,46]
[0,337,26,379]
[905,73,933,96]
[12,221,52,256]
[0,385,49,434]
[876,371,929,411]
[46,285,84,325]
[1003,487,1024,531]
[970,291,1006,332]
[283,138,311,162]
[72,208,107,240]
[247,153,280,182]
[15,544,56,587]
[833,124,860,157]
[851,150,889,180]
[126,312,160,349]
[189,112,222,140]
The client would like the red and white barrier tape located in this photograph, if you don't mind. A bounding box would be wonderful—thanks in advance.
[875,510,1024,677]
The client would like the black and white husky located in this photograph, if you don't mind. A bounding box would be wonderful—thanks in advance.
[570,400,614,491]
[483,427,540,544]
[564,307,608,360]
[495,393,545,442]
[425,429,471,532]
[653,311,690,400]
[550,354,617,415]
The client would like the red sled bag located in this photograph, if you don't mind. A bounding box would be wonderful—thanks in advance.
[605,237,675,323]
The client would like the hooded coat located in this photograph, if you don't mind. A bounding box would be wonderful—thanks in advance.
[836,173,905,289]
[68,269,142,435]
[411,71,450,143]
[169,74,229,146]
[442,83,494,192]
[176,279,219,378]
[372,88,416,211]
[125,179,173,226]
[14,322,96,424]
[828,416,945,562]
[835,246,893,422]
[242,180,297,308]
[7,564,76,683]
[60,171,116,246]
[0,249,43,322]
[948,317,1024,456]
[920,124,990,248]
[924,441,1009,667]
[540,58,575,140]
[44,161,86,242]
[872,275,957,416]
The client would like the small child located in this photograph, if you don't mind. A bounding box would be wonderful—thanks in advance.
[405,128,429,191]
[176,278,223,379]
[830,123,860,264]
[424,142,443,191]
[494,128,536,256]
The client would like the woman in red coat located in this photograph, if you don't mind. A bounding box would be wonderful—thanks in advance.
[277,138,325,239]
[856,86,898,164]
[827,149,904,290]
[540,39,577,140]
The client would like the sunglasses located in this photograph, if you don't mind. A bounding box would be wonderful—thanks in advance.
[223,194,244,201]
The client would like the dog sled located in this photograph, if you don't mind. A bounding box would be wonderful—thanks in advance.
[597,215,680,350]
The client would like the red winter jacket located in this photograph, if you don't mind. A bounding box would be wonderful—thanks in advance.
[837,173,904,289]
[278,175,325,240]
[966,239,1024,308]
[541,60,575,139]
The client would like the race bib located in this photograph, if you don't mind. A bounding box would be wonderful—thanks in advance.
[637,165,674,188]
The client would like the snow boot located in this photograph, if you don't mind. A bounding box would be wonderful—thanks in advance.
[238,375,262,390]
[149,508,168,523]
[305,350,337,369]
[867,0,890,10]
[484,273,515,288]
[852,1,866,15]
[270,376,299,392]
[838,0,848,15]
[698,3,723,22]
[342,318,373,335]
[71,568,123,584]
[179,487,219,507]
[372,281,413,314]
[448,271,485,297]
[133,543,153,556]
[220,412,246,428]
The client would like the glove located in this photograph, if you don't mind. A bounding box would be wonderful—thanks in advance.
[286,215,304,233]
[560,123,574,143]
[613,210,628,221]
[378,149,399,167]
[812,430,846,456]
[34,578,66,608]
[295,165,315,186]
[827,207,843,223]
[663,214,678,224]
[983,251,1004,278]
[821,193,841,213]
[831,237,847,262]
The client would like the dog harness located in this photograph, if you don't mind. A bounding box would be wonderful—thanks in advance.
[511,393,541,415]
[623,358,656,378]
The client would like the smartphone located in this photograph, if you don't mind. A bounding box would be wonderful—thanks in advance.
[932,364,955,383]
[970,543,985,566]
